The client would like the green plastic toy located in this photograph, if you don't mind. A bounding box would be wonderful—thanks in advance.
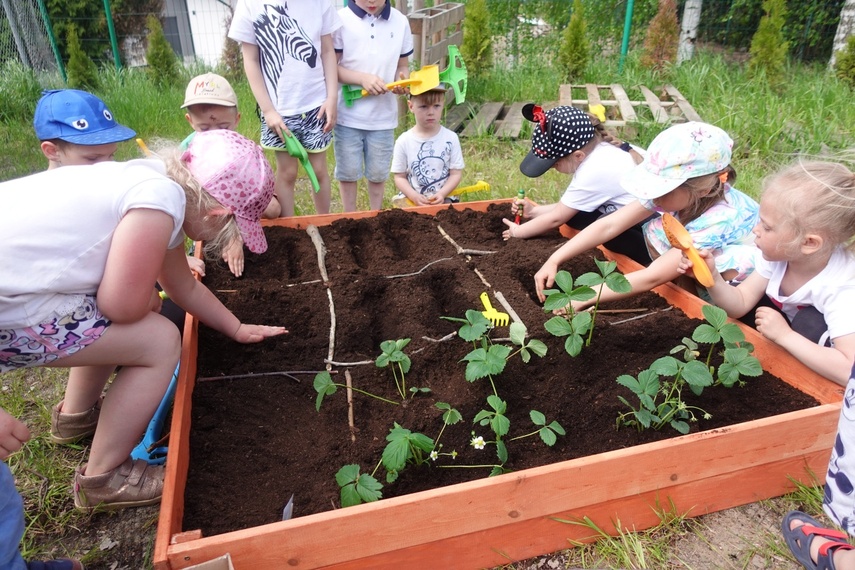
[283,132,319,193]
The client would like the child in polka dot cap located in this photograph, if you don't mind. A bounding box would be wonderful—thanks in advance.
[506,104,648,265]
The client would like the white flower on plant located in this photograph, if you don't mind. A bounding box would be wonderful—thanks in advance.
[430,450,438,461]
[470,436,486,450]
[450,450,458,459]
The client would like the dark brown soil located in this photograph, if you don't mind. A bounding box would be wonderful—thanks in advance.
[183,204,818,538]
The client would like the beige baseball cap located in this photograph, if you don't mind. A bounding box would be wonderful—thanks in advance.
[182,73,238,108]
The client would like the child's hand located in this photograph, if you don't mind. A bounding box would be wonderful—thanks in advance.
[677,249,716,282]
[0,408,31,460]
[510,199,526,218]
[233,323,289,344]
[534,260,559,303]
[186,255,205,277]
[502,218,521,240]
[223,237,245,278]
[390,72,409,95]
[755,307,793,344]
[318,100,336,133]
[361,73,388,96]
[262,109,291,141]
[410,193,433,206]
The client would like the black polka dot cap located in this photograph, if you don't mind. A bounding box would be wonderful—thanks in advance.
[519,104,595,178]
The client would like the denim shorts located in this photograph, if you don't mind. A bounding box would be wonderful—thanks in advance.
[260,105,332,152]
[0,296,110,372]
[333,125,394,183]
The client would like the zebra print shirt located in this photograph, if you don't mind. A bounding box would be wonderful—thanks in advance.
[229,0,342,115]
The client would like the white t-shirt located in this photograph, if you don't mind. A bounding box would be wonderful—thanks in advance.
[559,142,637,214]
[391,126,465,196]
[0,160,186,328]
[755,247,855,340]
[334,3,413,130]
[229,0,342,115]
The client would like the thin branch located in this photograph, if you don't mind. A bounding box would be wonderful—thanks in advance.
[494,291,523,326]
[611,306,674,325]
[197,370,330,382]
[325,359,375,366]
[422,331,458,343]
[385,257,454,279]
[437,224,465,254]
[345,369,356,443]
[473,268,492,289]
[459,248,496,256]
[326,288,336,372]
[306,224,329,284]
[286,279,323,287]
[587,308,650,314]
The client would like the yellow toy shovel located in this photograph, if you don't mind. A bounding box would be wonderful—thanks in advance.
[342,65,440,107]
[661,213,715,287]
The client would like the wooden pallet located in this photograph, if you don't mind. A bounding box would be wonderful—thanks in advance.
[447,83,701,138]
[559,83,703,126]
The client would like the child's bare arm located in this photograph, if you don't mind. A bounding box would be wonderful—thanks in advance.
[432,168,462,202]
[570,247,683,311]
[703,268,768,318]
[503,202,578,240]
[319,34,337,132]
[97,208,172,323]
[764,325,855,386]
[241,43,289,140]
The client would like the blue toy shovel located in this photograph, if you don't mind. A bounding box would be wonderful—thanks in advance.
[131,363,179,465]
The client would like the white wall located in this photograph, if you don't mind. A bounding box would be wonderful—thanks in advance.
[186,0,232,66]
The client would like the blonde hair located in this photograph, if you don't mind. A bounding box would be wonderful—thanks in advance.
[154,142,242,257]
[761,159,855,255]
[675,166,737,225]
[585,113,644,165]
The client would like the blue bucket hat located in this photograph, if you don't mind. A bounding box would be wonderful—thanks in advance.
[33,89,136,145]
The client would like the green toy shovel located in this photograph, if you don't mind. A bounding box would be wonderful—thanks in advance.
[440,45,468,104]
[283,132,319,193]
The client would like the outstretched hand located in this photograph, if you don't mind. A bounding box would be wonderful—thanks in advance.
[755,307,792,344]
[0,408,30,460]
[502,218,521,240]
[534,260,559,303]
[676,248,715,282]
[223,237,245,278]
[233,324,289,344]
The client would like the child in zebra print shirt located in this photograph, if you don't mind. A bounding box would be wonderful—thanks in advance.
[229,0,342,217]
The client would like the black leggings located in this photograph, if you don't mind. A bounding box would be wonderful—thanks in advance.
[566,209,654,267]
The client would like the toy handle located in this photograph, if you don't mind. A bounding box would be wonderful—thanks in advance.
[361,78,420,96]
[479,292,495,312]
[685,247,715,287]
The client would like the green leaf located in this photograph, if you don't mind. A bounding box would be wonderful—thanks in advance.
[355,473,383,503]
[650,356,680,377]
[465,359,491,382]
[565,334,584,357]
[509,321,527,346]
[486,394,506,413]
[335,464,360,487]
[340,484,361,508]
[575,271,603,287]
[492,413,511,437]
[554,270,574,292]
[692,323,721,344]
[594,258,618,276]
[605,272,632,294]
[527,339,548,357]
[543,293,572,312]
[462,347,487,362]
[548,421,566,435]
[545,315,573,337]
[702,304,728,329]
[375,353,391,368]
[571,311,592,333]
[719,322,746,344]
[540,427,557,446]
[382,436,411,473]
[313,372,337,411]
[379,340,397,354]
[398,354,412,374]
[529,409,546,426]
[520,347,531,364]
[670,420,690,434]
[395,338,412,351]
[496,439,508,463]
[682,360,714,388]
[442,408,463,425]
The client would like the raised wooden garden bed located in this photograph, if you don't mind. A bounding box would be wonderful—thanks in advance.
[153,200,841,570]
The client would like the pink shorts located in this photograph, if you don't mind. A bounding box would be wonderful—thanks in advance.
[0,296,110,371]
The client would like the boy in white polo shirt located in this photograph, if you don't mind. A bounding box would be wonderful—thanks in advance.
[334,0,413,211]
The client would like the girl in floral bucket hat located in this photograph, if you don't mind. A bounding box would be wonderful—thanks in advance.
[0,130,285,516]
[534,121,760,311]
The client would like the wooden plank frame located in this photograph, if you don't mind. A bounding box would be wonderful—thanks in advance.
[559,84,703,126]
[493,102,526,139]
[460,102,504,137]
[154,200,841,569]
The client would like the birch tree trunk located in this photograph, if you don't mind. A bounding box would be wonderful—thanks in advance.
[830,0,855,68]
[678,0,702,64]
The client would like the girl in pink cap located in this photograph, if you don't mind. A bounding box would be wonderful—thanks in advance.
[0,130,286,514]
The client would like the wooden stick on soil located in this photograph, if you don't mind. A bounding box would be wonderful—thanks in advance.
[196,370,334,382]
[422,331,458,343]
[285,279,323,287]
[437,224,465,255]
[326,288,335,372]
[345,369,356,442]
[384,257,454,279]
[306,225,330,284]
[324,359,374,366]
[493,291,523,326]
[459,248,496,256]
[611,306,673,325]
[473,268,492,289]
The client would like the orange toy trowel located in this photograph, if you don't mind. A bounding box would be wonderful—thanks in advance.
[661,213,715,287]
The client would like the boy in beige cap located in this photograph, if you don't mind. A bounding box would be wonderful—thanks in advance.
[180,73,281,275]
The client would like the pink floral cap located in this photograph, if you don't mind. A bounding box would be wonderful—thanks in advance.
[620,122,733,200]
[183,130,274,254]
